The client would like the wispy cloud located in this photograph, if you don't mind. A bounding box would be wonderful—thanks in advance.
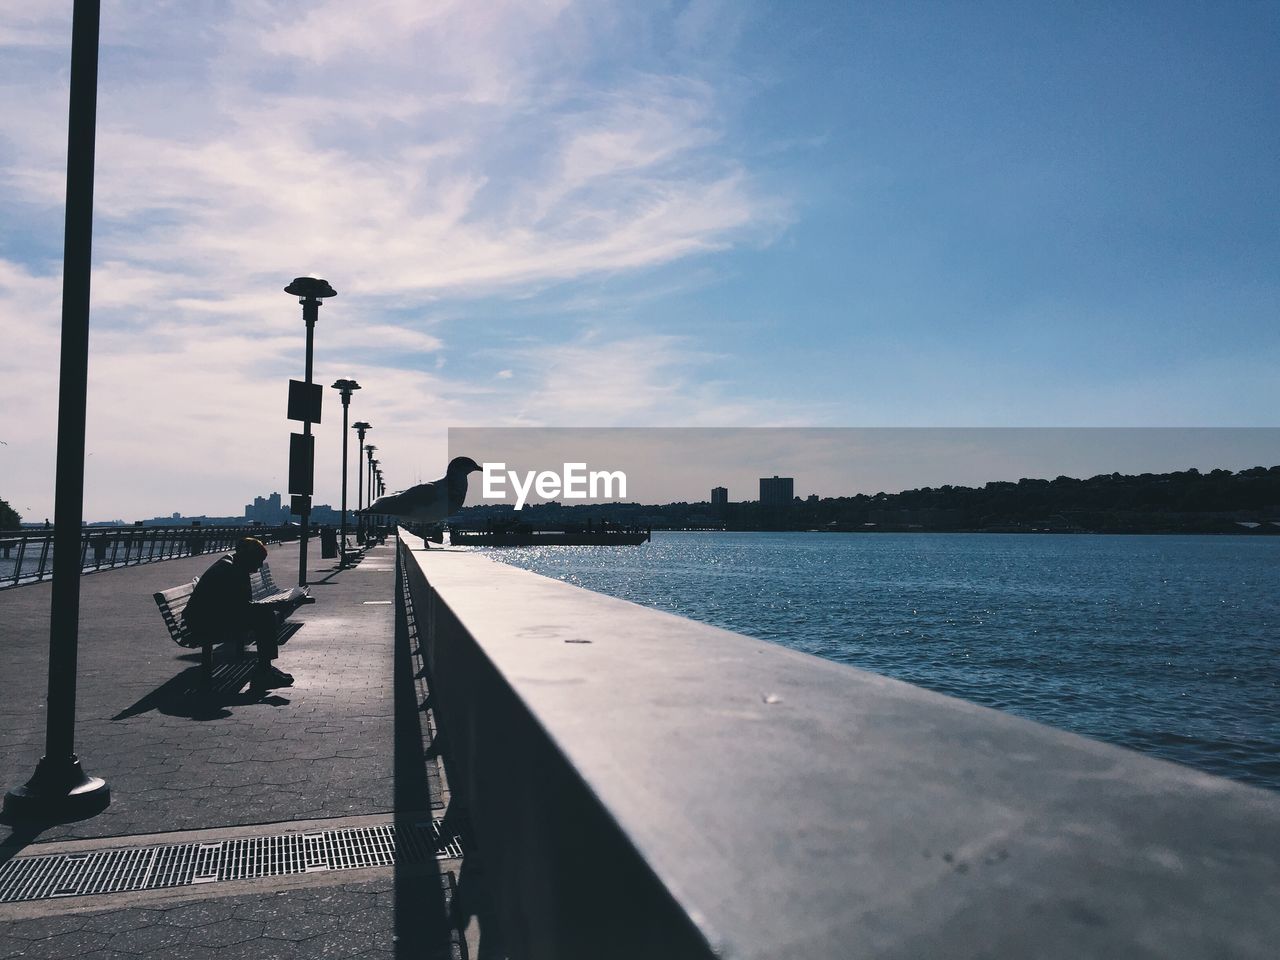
[0,1,787,519]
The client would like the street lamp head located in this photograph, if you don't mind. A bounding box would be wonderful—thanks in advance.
[352,420,371,434]
[331,378,361,399]
[284,277,337,300]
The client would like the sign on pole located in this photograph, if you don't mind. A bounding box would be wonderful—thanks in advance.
[287,379,323,424]
[288,432,314,495]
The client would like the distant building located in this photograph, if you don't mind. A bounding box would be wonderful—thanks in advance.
[310,503,343,525]
[711,486,728,506]
[759,475,794,505]
[245,492,288,525]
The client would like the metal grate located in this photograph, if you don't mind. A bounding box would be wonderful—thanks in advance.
[0,819,464,904]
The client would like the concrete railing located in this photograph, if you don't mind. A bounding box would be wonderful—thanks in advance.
[398,531,1280,960]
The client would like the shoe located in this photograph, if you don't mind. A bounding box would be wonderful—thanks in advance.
[251,666,291,689]
[268,665,294,685]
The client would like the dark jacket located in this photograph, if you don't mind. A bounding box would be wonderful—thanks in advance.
[182,554,251,639]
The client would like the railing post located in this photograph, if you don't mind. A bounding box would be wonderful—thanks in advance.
[13,537,28,587]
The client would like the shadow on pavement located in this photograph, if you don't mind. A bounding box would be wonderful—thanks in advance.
[111,656,293,721]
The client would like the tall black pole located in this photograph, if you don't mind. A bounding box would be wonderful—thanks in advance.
[365,444,377,540]
[352,422,369,543]
[367,450,376,540]
[299,300,316,585]
[332,381,359,564]
[283,277,335,588]
[5,0,109,819]
[339,394,349,550]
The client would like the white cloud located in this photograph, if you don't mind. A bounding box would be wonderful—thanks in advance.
[0,1,788,519]
[485,330,800,428]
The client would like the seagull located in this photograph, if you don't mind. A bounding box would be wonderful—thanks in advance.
[364,456,482,522]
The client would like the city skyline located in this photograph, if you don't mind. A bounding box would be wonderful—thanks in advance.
[40,444,1280,526]
[2,3,1277,521]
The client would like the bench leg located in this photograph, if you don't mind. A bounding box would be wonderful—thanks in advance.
[201,644,213,687]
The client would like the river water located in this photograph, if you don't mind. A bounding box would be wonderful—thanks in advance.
[484,531,1280,791]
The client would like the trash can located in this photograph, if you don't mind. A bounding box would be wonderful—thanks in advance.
[320,526,338,559]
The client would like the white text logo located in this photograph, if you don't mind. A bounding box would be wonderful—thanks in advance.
[481,462,627,509]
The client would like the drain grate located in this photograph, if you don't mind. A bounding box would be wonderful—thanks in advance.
[0,820,464,904]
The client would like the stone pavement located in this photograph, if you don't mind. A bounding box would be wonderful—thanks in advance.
[0,539,484,959]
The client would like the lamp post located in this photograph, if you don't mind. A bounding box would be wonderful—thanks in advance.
[4,0,109,820]
[352,421,370,542]
[371,461,382,534]
[284,276,336,586]
[331,380,360,563]
[365,444,377,538]
[373,468,384,529]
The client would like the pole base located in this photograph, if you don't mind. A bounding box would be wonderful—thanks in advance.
[3,754,110,821]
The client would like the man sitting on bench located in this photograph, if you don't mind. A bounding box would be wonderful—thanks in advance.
[183,537,293,690]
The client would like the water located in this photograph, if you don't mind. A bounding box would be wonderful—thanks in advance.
[483,531,1280,791]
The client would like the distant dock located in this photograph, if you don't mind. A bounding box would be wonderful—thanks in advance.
[450,523,650,546]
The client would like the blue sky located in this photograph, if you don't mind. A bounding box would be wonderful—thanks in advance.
[1,1,1276,520]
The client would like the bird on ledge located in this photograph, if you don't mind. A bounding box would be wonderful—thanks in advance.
[364,456,482,522]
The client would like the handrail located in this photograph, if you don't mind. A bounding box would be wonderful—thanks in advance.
[0,525,299,588]
[399,529,1280,960]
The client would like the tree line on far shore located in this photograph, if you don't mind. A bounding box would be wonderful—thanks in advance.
[455,465,1280,534]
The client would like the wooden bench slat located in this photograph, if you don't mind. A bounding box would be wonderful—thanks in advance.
[153,579,200,648]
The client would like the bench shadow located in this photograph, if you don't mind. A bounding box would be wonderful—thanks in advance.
[111,627,302,721]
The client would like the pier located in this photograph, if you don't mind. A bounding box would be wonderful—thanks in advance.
[1,530,1278,958]
[0,539,468,958]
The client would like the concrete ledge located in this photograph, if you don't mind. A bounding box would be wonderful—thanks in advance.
[399,532,1280,959]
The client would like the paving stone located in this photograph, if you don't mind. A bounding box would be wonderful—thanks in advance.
[293,926,383,959]
[106,922,190,954]
[82,910,164,934]
[3,912,88,939]
[158,900,240,928]
[185,918,265,947]
[34,929,114,954]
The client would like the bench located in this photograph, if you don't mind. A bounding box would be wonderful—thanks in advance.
[253,561,316,607]
[340,535,362,566]
[153,562,309,682]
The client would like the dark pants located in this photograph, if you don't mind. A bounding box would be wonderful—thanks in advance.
[249,606,280,662]
[190,607,279,664]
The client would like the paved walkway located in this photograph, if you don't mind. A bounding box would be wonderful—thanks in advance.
[0,539,480,959]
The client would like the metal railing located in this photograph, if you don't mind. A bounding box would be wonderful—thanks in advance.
[0,525,298,589]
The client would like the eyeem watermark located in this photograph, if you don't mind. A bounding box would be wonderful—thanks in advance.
[482,462,627,510]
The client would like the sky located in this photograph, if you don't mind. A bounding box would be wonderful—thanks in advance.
[1,1,1277,521]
